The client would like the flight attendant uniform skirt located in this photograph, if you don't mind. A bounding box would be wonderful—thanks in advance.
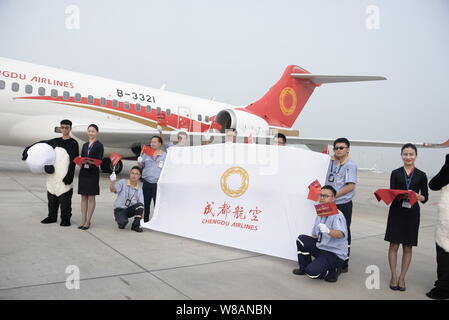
[384,201,420,246]
[78,166,100,196]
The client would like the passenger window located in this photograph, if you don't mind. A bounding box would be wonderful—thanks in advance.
[51,89,58,98]
[198,114,202,121]
[63,91,70,100]
[87,95,94,104]
[146,105,152,113]
[100,97,106,106]
[156,107,161,114]
[25,85,33,94]
[38,87,45,96]
[0,80,5,89]
[205,116,210,123]
[75,93,82,102]
[112,99,118,108]
[135,103,141,111]
[166,109,171,116]
[124,102,130,110]
[12,82,19,92]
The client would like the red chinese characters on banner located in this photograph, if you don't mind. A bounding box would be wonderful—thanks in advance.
[203,201,215,217]
[217,202,231,219]
[201,201,263,231]
[233,205,246,220]
[249,206,262,222]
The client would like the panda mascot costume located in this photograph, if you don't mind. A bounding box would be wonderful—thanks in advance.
[427,154,449,299]
[21,120,79,227]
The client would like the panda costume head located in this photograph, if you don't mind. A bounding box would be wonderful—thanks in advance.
[25,143,72,197]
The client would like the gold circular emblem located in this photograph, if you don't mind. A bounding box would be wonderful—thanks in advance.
[279,87,297,116]
[220,167,249,198]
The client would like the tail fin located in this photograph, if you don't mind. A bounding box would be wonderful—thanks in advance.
[242,65,386,128]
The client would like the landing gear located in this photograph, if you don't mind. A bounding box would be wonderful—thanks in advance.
[101,158,123,174]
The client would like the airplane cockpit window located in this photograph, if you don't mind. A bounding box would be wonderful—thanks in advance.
[75,93,82,102]
[124,102,130,109]
[0,80,6,89]
[25,85,33,94]
[112,99,118,108]
[38,87,45,96]
[87,95,94,104]
[12,82,19,92]
[146,105,152,113]
[100,97,106,105]
[51,89,58,98]
[63,91,70,100]
[135,103,141,111]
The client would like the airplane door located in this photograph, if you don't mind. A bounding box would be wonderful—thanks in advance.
[177,107,192,131]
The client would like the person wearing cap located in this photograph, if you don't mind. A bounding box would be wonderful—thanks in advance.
[293,185,348,283]
[137,135,167,222]
[109,166,145,232]
[325,137,357,273]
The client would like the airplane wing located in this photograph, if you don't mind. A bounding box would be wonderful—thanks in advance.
[71,125,448,154]
[272,136,449,152]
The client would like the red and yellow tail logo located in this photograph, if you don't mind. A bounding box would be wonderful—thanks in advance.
[242,65,317,128]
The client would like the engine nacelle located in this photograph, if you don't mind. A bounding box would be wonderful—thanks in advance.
[214,109,269,136]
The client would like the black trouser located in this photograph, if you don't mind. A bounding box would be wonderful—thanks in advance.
[435,243,449,292]
[47,189,73,222]
[114,203,144,228]
[296,235,344,280]
[337,201,352,267]
[142,181,157,223]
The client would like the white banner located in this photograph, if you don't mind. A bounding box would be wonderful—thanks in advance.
[142,143,330,261]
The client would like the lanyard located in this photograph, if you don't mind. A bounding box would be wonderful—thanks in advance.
[331,160,343,175]
[126,185,138,204]
[87,142,95,157]
[403,167,415,190]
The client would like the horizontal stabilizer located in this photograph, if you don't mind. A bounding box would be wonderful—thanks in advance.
[290,74,387,84]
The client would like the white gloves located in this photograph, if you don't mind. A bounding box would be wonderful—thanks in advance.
[318,223,330,234]
[109,172,117,181]
[137,156,143,163]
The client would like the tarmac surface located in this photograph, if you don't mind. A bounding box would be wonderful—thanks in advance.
[0,145,441,300]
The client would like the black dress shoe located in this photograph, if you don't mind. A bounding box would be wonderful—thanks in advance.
[390,285,399,291]
[41,217,57,224]
[81,224,90,230]
[78,226,84,229]
[426,287,449,300]
[292,268,306,275]
[131,226,143,233]
[398,285,406,292]
[60,221,71,227]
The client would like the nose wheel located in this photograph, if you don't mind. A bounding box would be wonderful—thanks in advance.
[101,158,123,174]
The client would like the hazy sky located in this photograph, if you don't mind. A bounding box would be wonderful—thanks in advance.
[1,0,448,174]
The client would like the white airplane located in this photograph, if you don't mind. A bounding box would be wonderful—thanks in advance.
[1,57,447,173]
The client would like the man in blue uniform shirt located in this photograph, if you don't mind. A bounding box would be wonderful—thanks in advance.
[110,166,145,232]
[293,185,348,283]
[325,137,357,273]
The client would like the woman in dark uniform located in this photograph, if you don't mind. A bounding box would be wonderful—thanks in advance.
[78,124,104,230]
[385,143,428,291]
